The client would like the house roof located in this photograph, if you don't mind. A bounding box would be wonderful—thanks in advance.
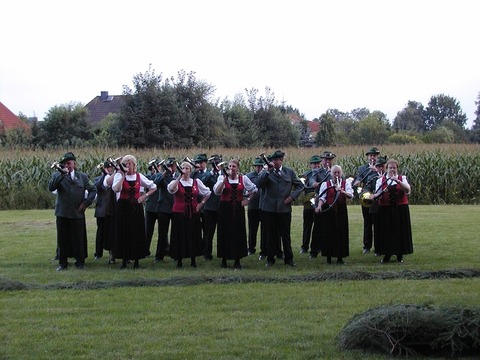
[288,113,319,134]
[0,101,31,133]
[85,91,126,123]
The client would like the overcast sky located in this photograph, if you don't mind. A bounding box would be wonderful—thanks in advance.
[1,0,478,128]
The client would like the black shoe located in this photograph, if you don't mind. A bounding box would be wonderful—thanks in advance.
[285,260,296,267]
[176,260,183,268]
[204,255,213,261]
[258,255,265,261]
[234,259,242,269]
[327,256,332,264]
[120,261,127,269]
[265,261,274,268]
[133,260,140,269]
[191,258,197,268]
[154,257,163,263]
[396,255,403,263]
[51,255,59,261]
[221,258,227,268]
[336,258,345,265]
[94,255,102,260]
[108,258,116,264]
[247,249,256,256]
[362,248,370,254]
[75,263,85,269]
[56,265,67,271]
[381,255,391,263]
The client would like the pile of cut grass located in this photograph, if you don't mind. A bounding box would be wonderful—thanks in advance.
[338,304,480,357]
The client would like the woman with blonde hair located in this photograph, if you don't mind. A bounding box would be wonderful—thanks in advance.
[112,155,157,269]
[214,159,257,269]
[314,165,353,264]
[168,161,211,268]
[374,159,413,263]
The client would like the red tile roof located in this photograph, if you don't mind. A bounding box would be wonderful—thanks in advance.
[0,101,31,133]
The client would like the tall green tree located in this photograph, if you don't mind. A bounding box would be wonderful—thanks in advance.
[349,111,390,145]
[393,101,426,132]
[315,113,336,146]
[468,92,480,143]
[220,94,259,147]
[424,94,468,131]
[35,102,91,148]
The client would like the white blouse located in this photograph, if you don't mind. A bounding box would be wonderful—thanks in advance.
[167,178,211,197]
[213,175,257,195]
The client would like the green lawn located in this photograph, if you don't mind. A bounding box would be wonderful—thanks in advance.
[1,205,479,359]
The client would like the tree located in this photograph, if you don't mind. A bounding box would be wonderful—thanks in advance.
[220,94,259,148]
[115,67,226,148]
[349,111,390,145]
[468,92,480,143]
[423,94,468,131]
[315,113,336,146]
[393,101,426,132]
[35,102,91,148]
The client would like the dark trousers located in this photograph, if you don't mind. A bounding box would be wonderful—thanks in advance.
[56,217,86,267]
[362,205,373,250]
[95,217,107,257]
[145,210,158,256]
[155,211,172,259]
[247,209,262,252]
[203,210,218,258]
[301,207,314,251]
[263,211,293,263]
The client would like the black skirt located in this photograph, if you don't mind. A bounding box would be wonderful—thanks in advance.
[113,199,149,260]
[216,200,248,260]
[169,212,203,260]
[312,203,350,258]
[375,204,413,256]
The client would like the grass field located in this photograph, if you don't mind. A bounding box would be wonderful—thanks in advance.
[2,205,480,359]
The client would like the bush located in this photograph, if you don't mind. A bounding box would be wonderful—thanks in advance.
[338,304,480,357]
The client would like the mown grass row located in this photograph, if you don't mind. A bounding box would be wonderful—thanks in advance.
[1,144,479,209]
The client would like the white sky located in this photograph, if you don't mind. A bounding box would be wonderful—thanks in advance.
[1,0,478,128]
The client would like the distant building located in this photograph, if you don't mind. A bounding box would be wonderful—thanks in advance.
[288,113,319,147]
[0,101,31,134]
[84,91,125,124]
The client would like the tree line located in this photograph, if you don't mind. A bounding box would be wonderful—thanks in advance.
[2,67,480,148]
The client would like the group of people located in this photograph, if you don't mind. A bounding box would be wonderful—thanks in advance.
[49,147,413,271]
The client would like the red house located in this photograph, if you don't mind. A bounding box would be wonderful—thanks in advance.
[0,101,31,135]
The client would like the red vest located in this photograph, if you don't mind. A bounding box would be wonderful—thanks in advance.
[220,176,244,202]
[378,175,409,206]
[119,173,140,200]
[172,180,200,215]
[325,178,347,205]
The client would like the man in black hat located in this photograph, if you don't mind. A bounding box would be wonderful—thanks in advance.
[308,151,335,258]
[257,150,304,267]
[93,160,114,261]
[151,157,177,262]
[48,152,96,271]
[245,157,265,257]
[353,147,380,254]
[192,153,221,260]
[300,155,322,254]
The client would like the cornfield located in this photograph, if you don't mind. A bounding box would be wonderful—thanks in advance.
[1,144,479,209]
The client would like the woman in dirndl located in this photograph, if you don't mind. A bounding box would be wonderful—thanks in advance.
[112,154,157,269]
[167,161,211,268]
[314,165,353,264]
[213,159,257,269]
[374,159,413,263]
